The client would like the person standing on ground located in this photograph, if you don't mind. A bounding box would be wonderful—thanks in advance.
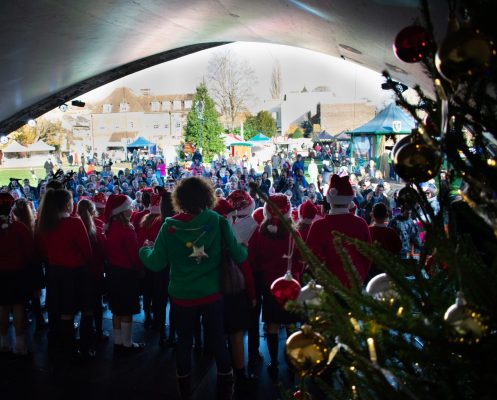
[0,193,35,356]
[306,175,372,287]
[104,194,145,351]
[140,177,247,400]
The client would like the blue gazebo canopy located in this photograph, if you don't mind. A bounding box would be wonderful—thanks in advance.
[127,136,155,148]
[249,133,270,142]
[349,103,416,135]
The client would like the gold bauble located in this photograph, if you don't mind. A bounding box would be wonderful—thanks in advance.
[285,324,331,377]
[435,22,495,83]
[393,132,441,184]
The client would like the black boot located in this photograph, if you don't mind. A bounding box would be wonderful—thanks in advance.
[266,333,279,381]
[217,371,234,400]
[177,374,192,400]
[79,315,96,359]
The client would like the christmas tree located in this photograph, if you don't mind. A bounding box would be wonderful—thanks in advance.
[254,1,497,398]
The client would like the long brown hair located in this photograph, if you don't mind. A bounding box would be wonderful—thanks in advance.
[12,198,35,234]
[37,189,73,232]
[77,199,96,240]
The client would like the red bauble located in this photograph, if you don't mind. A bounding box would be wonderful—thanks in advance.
[270,272,301,305]
[293,390,312,400]
[394,25,433,63]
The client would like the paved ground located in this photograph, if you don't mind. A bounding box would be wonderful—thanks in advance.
[0,307,299,400]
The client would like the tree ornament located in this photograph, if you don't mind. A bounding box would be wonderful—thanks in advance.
[271,271,301,305]
[189,245,209,264]
[391,134,411,161]
[393,130,442,183]
[297,279,324,307]
[293,390,312,400]
[435,18,495,83]
[423,114,441,138]
[366,273,398,301]
[396,185,420,209]
[285,324,331,377]
[444,292,487,342]
[393,25,433,63]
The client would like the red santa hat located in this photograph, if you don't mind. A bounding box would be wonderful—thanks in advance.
[326,174,354,206]
[226,190,255,217]
[104,194,132,223]
[299,199,318,224]
[263,193,291,233]
[252,207,264,226]
[141,187,154,194]
[149,193,161,214]
[213,198,234,218]
[92,192,107,209]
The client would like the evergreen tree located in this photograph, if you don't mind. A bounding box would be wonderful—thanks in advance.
[244,110,277,140]
[184,83,224,162]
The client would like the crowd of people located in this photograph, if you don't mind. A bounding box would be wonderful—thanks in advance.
[0,148,437,400]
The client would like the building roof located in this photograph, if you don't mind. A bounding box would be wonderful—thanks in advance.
[2,140,29,153]
[26,140,55,151]
[349,103,415,135]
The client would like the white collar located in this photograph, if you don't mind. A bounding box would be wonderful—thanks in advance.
[329,208,350,215]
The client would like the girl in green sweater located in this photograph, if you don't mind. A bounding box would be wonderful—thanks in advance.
[140,177,247,400]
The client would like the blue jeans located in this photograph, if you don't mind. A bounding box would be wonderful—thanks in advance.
[173,298,231,376]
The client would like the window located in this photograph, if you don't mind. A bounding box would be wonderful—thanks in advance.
[103,104,112,113]
[164,123,169,129]
[120,102,129,112]
[184,100,192,110]
[129,121,134,129]
[114,121,120,129]
[176,121,181,128]
[173,100,181,110]
[151,101,160,112]
[153,121,159,129]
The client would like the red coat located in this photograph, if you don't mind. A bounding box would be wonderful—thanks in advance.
[306,212,371,287]
[0,221,35,272]
[104,221,141,271]
[136,215,163,247]
[37,216,92,269]
[248,228,304,288]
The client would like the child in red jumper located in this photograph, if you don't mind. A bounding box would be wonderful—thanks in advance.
[248,194,304,381]
[0,193,35,355]
[37,189,93,355]
[104,194,144,350]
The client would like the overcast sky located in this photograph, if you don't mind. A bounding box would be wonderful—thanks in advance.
[79,42,395,111]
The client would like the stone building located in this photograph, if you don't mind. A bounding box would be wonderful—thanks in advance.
[87,87,193,153]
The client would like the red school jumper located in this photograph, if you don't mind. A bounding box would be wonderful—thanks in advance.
[306,211,372,287]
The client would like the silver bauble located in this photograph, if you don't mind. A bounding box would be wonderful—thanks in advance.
[366,273,398,301]
[297,280,324,306]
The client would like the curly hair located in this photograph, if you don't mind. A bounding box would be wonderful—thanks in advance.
[172,177,216,215]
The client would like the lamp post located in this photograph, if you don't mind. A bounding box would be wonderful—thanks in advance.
[196,100,204,152]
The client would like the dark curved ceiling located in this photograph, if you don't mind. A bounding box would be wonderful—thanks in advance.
[0,0,447,134]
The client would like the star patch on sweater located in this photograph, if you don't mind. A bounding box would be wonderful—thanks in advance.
[189,245,209,264]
